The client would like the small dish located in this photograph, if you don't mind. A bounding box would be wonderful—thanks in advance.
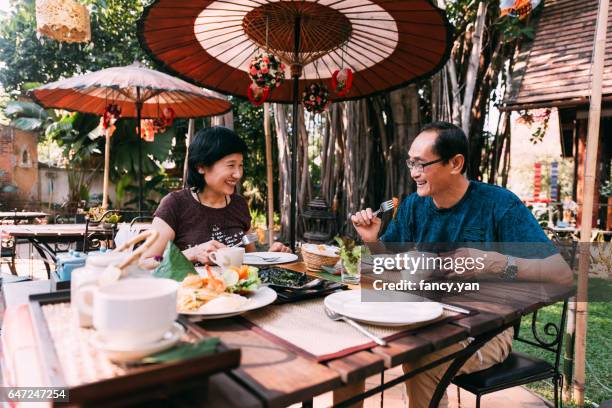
[90,322,185,363]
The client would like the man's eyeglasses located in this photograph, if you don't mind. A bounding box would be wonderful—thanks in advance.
[405,158,444,173]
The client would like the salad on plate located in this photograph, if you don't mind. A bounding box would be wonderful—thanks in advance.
[177,265,261,314]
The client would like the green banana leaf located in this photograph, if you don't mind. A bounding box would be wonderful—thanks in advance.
[142,337,220,364]
[153,240,196,282]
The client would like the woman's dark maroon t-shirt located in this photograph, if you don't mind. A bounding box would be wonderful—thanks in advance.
[154,189,251,250]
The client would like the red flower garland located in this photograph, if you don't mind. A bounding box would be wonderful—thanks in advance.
[331,68,353,97]
[247,52,285,106]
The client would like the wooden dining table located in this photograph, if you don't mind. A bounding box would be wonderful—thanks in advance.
[0,211,48,224]
[0,260,574,408]
[189,262,574,408]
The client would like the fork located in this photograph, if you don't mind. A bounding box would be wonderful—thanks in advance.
[246,254,280,262]
[230,232,259,248]
[324,307,388,346]
[349,199,395,221]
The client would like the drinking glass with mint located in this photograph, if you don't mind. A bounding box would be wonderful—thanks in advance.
[335,236,362,284]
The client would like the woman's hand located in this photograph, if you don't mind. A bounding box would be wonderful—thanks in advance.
[269,242,292,253]
[183,240,226,264]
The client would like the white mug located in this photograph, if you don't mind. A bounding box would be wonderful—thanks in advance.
[209,247,245,269]
[76,278,178,349]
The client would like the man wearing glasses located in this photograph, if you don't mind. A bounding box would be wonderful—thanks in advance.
[351,121,572,408]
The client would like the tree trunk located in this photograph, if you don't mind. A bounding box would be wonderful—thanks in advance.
[210,92,234,129]
[263,103,274,245]
[389,85,420,198]
[272,103,291,241]
[182,119,195,188]
[461,1,487,136]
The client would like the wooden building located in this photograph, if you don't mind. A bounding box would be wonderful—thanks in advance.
[502,0,612,229]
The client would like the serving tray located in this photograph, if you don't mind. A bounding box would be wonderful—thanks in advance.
[28,290,240,406]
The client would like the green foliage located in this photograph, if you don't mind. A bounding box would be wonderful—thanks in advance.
[123,172,171,211]
[0,0,148,93]
[232,98,278,212]
[496,15,536,42]
[600,164,612,197]
[334,236,362,274]
[110,119,174,179]
[249,207,268,229]
[514,280,612,404]
[5,100,52,131]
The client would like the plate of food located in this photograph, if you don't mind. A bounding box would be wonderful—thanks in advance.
[178,265,276,318]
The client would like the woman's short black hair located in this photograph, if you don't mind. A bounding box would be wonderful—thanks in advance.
[419,121,469,174]
[187,126,248,192]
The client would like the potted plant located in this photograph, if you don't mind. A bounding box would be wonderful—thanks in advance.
[85,206,105,226]
[102,213,121,230]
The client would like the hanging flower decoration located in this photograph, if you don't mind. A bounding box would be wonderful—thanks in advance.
[246,52,285,106]
[331,68,353,97]
[152,107,176,133]
[162,107,175,126]
[102,104,121,129]
[247,83,270,106]
[140,119,156,142]
[302,83,330,113]
[248,52,286,89]
[96,103,121,139]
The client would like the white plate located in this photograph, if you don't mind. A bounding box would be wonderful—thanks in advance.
[179,286,277,319]
[243,252,298,265]
[324,290,443,327]
[91,322,184,363]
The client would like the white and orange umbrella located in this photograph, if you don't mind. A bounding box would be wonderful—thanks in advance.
[31,62,232,212]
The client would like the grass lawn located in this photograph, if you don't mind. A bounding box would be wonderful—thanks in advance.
[512,277,611,407]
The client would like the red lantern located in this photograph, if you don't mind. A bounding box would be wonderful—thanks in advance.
[331,68,353,97]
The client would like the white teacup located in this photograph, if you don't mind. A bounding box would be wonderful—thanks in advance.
[76,278,179,349]
[209,247,245,269]
[71,252,151,328]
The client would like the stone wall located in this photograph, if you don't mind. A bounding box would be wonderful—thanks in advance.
[0,125,39,207]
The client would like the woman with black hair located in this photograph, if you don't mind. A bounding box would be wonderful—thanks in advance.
[145,126,290,265]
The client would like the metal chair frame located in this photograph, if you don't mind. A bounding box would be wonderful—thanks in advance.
[454,228,575,408]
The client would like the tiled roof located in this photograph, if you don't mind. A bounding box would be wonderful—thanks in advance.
[503,0,612,109]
